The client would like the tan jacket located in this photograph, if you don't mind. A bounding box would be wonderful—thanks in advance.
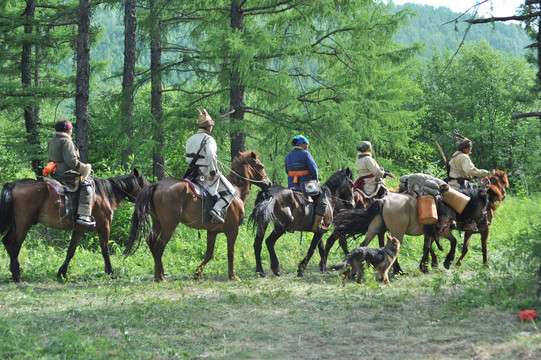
[355,152,385,195]
[448,151,490,189]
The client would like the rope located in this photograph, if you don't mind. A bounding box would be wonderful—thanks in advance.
[217,159,269,185]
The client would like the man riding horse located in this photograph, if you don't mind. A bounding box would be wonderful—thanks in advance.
[446,131,490,190]
[285,135,329,231]
[45,119,94,227]
[185,109,237,224]
[355,141,395,201]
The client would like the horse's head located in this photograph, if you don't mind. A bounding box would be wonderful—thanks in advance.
[323,168,355,209]
[486,169,509,200]
[234,151,271,190]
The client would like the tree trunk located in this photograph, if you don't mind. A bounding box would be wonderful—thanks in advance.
[121,0,137,170]
[75,0,91,163]
[22,0,41,174]
[150,0,165,180]
[229,0,246,161]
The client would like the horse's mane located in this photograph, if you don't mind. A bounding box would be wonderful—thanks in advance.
[487,169,509,189]
[322,169,352,194]
[230,151,259,175]
[94,174,139,205]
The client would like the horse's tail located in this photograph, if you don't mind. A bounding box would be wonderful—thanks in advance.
[248,188,277,233]
[124,184,156,257]
[334,199,383,237]
[0,182,16,237]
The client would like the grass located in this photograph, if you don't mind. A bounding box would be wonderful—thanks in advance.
[0,195,540,359]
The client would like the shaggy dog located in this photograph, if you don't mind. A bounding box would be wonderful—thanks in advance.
[331,235,401,285]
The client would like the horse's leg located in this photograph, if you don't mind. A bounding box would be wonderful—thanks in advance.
[320,231,339,273]
[96,223,116,277]
[266,227,286,276]
[480,228,490,268]
[456,231,473,267]
[194,231,218,281]
[2,222,32,282]
[419,234,434,274]
[443,232,457,270]
[297,231,324,277]
[147,221,174,282]
[225,228,240,281]
[429,245,439,269]
[253,223,268,277]
[57,231,84,279]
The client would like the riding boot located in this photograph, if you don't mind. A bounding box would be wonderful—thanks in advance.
[312,215,324,231]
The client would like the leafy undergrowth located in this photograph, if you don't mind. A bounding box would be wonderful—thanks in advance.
[0,195,540,359]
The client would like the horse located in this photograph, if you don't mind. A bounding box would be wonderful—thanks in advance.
[431,170,509,268]
[249,168,355,277]
[124,151,271,282]
[333,185,490,274]
[0,169,149,282]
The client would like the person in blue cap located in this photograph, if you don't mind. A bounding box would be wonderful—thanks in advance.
[285,135,329,231]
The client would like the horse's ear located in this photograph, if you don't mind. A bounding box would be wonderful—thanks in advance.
[197,109,203,115]
[250,151,257,159]
[133,168,140,177]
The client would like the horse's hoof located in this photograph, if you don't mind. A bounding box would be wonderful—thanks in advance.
[272,269,280,277]
[297,271,304,278]
[444,261,451,269]
[455,260,463,267]
[155,276,167,282]
[256,271,266,278]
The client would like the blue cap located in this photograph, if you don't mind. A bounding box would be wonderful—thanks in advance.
[292,135,309,146]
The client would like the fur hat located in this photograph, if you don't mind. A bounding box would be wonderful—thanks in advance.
[196,109,214,128]
[453,130,472,151]
[357,141,372,152]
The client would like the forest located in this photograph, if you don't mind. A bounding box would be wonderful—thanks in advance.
[1,1,541,358]
[0,0,540,195]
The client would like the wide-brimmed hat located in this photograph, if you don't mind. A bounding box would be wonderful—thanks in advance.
[196,109,215,128]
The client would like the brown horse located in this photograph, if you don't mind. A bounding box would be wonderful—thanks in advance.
[0,169,149,282]
[249,168,355,277]
[431,170,509,268]
[124,151,271,281]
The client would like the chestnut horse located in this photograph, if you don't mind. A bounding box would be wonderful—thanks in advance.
[431,170,509,268]
[0,169,149,282]
[249,168,355,277]
[125,151,271,281]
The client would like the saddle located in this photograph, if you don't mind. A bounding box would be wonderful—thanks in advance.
[183,179,217,224]
[292,191,316,229]
[43,177,80,221]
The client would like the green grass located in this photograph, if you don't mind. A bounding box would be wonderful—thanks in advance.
[0,195,540,359]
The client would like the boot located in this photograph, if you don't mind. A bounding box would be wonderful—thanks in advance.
[312,215,324,231]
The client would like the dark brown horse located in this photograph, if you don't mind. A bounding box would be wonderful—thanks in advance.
[431,170,509,268]
[125,151,271,281]
[0,169,149,282]
[249,168,355,277]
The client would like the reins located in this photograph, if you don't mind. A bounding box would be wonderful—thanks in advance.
[218,159,268,185]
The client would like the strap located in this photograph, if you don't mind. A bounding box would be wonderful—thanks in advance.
[288,169,310,183]
[183,135,210,179]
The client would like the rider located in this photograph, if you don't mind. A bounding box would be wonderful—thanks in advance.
[185,109,237,224]
[285,135,329,231]
[46,119,94,227]
[447,136,490,189]
[355,141,395,198]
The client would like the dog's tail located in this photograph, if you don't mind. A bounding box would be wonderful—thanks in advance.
[330,260,348,271]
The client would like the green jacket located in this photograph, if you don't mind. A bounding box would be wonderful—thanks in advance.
[47,132,83,183]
